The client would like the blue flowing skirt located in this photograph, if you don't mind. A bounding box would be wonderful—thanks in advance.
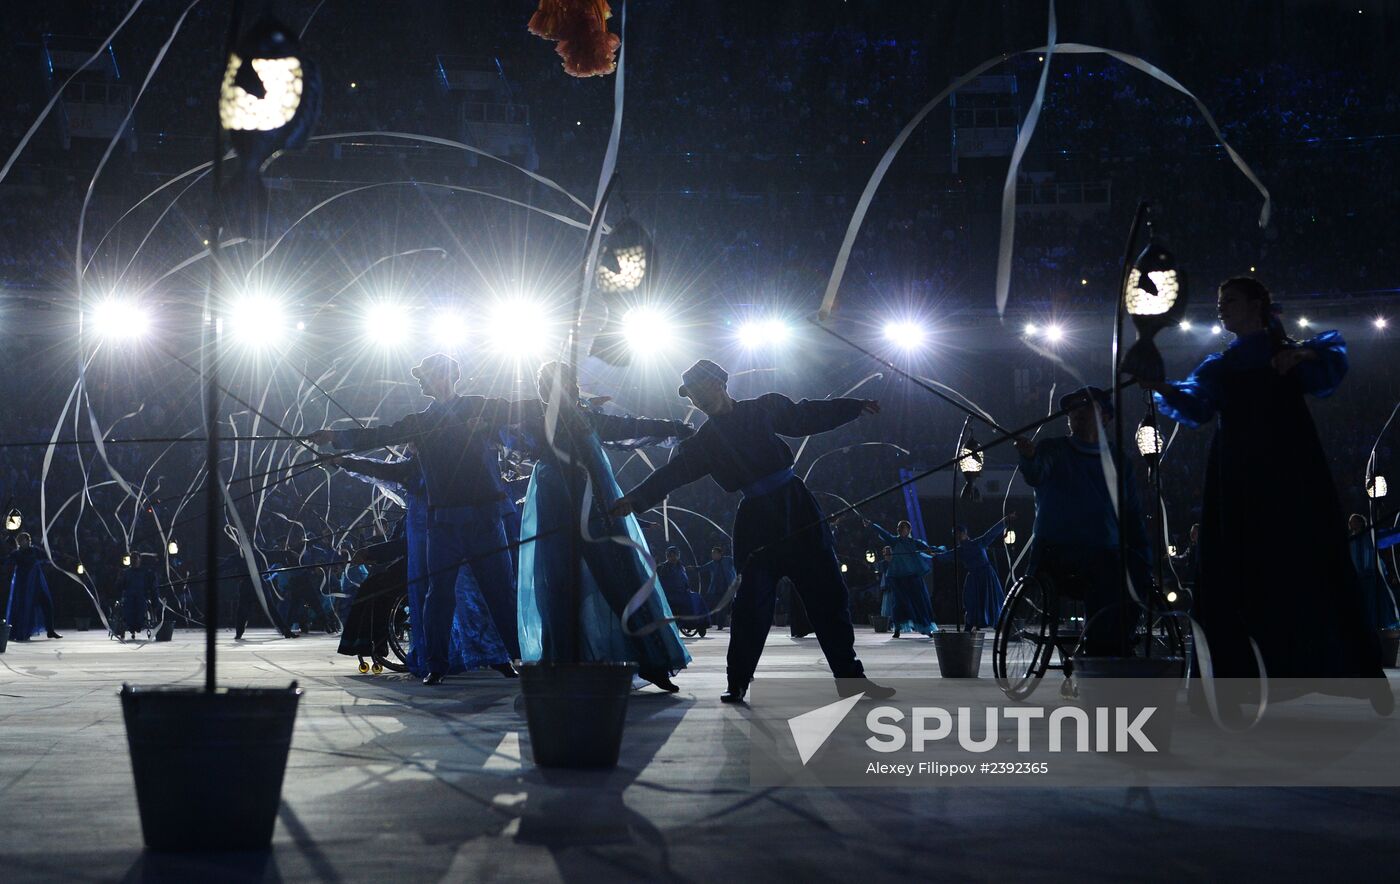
[888,574,936,634]
[518,453,690,676]
[962,567,1005,629]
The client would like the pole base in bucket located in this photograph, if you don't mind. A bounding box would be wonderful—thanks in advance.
[0,621,9,653]
[520,662,635,769]
[869,615,890,634]
[121,684,300,851]
[1073,656,1183,754]
[932,630,985,678]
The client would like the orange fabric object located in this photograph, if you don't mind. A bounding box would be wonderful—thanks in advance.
[529,0,619,78]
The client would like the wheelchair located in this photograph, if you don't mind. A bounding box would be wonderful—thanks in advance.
[340,567,412,675]
[992,569,1186,701]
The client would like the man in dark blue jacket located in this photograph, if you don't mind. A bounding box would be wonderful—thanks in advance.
[308,353,526,684]
[612,360,893,704]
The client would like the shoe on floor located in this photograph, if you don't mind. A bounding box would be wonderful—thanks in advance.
[719,689,747,704]
[47,631,63,639]
[836,677,896,700]
[422,672,445,686]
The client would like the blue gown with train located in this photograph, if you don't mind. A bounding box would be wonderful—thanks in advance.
[515,405,692,678]
[868,523,939,634]
[5,548,54,640]
[933,520,1008,629]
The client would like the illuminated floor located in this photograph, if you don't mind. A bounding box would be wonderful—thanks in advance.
[1,629,1397,882]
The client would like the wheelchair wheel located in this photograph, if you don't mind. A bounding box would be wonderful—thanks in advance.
[380,590,411,674]
[993,576,1057,701]
[358,659,370,674]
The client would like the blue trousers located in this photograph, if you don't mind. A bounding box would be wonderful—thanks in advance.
[425,504,519,670]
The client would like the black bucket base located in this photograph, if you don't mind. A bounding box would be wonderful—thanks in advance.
[154,619,175,642]
[0,621,10,654]
[75,617,92,632]
[520,662,635,769]
[121,684,301,852]
[932,630,986,678]
[1073,656,1183,753]
[869,615,890,634]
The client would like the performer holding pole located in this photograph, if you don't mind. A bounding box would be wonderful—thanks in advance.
[611,360,894,704]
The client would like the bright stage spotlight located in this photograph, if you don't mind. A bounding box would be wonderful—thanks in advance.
[1043,324,1065,344]
[1179,319,1193,331]
[1023,322,1039,337]
[430,310,469,348]
[361,301,411,347]
[621,306,674,358]
[227,293,287,347]
[882,320,926,351]
[1375,317,1389,330]
[1210,323,1223,336]
[738,318,790,349]
[488,298,555,358]
[90,297,151,341]
[1297,316,1311,329]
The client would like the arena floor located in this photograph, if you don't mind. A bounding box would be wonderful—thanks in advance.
[2,628,1398,882]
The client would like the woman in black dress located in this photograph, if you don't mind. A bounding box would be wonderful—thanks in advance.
[1148,277,1388,707]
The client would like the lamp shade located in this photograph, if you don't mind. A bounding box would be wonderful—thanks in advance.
[1004,530,1017,545]
[1368,475,1388,499]
[1135,414,1163,458]
[168,540,180,556]
[122,553,132,567]
[1122,240,1189,383]
[957,436,984,476]
[4,508,20,531]
[595,218,652,296]
[865,550,877,564]
[76,563,85,575]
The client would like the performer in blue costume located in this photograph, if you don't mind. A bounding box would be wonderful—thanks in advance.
[309,352,525,685]
[515,362,693,692]
[657,546,708,637]
[877,546,896,620]
[115,553,158,641]
[1014,387,1151,657]
[934,516,1015,630]
[1349,514,1399,632]
[1146,277,1388,702]
[335,453,513,678]
[613,359,894,704]
[865,520,939,638]
[698,545,736,629]
[5,533,61,640]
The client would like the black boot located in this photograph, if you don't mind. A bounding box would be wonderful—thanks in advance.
[640,670,680,692]
[837,677,896,700]
[47,631,63,639]
[422,672,445,686]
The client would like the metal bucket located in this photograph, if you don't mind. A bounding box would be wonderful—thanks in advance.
[520,662,635,769]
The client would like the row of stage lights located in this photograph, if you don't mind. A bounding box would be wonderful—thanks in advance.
[82,296,939,355]
[1024,315,1390,342]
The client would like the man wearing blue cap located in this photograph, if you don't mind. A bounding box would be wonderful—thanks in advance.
[1013,386,1152,656]
[307,353,525,685]
[612,359,894,703]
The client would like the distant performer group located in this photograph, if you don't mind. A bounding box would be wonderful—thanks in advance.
[10,277,1387,709]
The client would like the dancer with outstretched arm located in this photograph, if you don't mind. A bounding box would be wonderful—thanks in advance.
[611,359,895,704]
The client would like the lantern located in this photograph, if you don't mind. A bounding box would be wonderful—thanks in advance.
[957,430,984,500]
[1368,475,1389,499]
[1136,411,1164,466]
[1168,544,1179,557]
[122,553,132,567]
[865,550,877,565]
[1004,530,1017,546]
[4,508,20,532]
[1122,240,1188,383]
[76,563,86,575]
[168,540,180,556]
[590,218,656,366]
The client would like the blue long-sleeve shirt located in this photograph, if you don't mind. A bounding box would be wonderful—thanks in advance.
[1019,436,1149,557]
[656,561,691,595]
[869,523,938,578]
[626,394,866,511]
[932,519,1007,573]
[1153,329,1347,428]
[698,557,737,595]
[329,395,526,509]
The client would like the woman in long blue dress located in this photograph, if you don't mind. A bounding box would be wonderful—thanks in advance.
[933,517,1014,630]
[336,453,512,677]
[516,362,694,691]
[866,520,941,638]
[1147,277,1386,704]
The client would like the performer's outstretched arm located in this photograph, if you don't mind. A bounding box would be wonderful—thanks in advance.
[616,442,710,514]
[761,393,877,437]
[1150,353,1224,427]
[1290,330,1348,397]
[587,411,693,444]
